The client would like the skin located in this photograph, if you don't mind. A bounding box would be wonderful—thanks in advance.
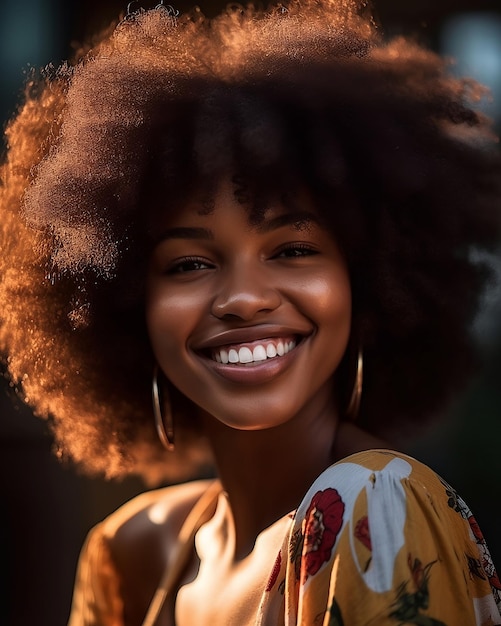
[106,181,386,626]
[109,424,388,625]
[146,178,352,555]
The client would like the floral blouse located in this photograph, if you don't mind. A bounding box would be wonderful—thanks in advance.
[68,450,501,625]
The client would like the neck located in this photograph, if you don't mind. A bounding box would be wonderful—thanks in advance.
[200,393,339,559]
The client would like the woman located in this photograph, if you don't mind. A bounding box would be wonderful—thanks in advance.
[1,0,500,624]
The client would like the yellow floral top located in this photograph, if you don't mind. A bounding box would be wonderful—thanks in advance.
[68,450,501,625]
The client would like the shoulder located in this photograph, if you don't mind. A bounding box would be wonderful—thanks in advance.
[293,448,481,580]
[99,478,215,547]
[96,479,216,622]
[335,448,442,485]
[301,448,446,502]
[294,448,458,544]
[286,450,501,623]
[70,479,216,626]
[99,478,216,570]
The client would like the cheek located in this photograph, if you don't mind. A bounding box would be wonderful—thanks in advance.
[303,269,352,331]
[304,269,352,381]
[145,286,199,359]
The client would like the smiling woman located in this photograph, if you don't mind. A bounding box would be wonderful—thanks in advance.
[147,179,352,432]
[1,0,501,625]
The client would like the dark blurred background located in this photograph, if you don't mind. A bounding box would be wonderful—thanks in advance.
[1,1,500,625]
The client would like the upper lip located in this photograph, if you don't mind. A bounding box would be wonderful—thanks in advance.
[193,324,313,351]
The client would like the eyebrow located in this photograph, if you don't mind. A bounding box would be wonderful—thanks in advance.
[155,227,214,243]
[256,211,320,232]
[155,211,320,244]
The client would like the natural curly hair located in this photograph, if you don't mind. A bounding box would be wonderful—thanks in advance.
[0,0,500,483]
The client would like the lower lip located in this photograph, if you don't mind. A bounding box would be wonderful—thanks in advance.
[198,342,302,385]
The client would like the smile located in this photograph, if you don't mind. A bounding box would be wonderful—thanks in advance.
[212,338,297,365]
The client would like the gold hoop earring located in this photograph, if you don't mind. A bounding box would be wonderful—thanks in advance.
[152,364,175,451]
[346,348,363,421]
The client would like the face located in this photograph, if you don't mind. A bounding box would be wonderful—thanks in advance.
[146,179,351,432]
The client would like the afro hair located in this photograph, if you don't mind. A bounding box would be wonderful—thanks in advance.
[0,0,500,482]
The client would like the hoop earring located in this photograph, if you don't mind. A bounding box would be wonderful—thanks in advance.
[346,348,363,421]
[152,364,175,451]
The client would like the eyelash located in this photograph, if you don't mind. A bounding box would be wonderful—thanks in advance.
[166,243,318,274]
[274,243,318,258]
[166,256,214,274]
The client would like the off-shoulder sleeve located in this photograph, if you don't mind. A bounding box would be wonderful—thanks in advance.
[67,523,124,626]
[282,450,501,626]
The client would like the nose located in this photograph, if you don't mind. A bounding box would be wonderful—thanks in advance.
[211,261,281,321]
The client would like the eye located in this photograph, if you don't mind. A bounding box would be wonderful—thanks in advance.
[166,256,214,274]
[274,243,319,258]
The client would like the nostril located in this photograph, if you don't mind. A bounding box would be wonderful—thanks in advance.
[211,290,282,320]
[213,311,247,321]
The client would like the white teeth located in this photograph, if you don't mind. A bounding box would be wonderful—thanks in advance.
[253,345,267,361]
[213,339,297,364]
[238,347,253,363]
[266,344,277,358]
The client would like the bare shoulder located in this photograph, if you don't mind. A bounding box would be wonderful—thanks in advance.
[99,478,215,623]
[101,478,215,548]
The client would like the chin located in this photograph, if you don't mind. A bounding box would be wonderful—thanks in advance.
[202,399,312,434]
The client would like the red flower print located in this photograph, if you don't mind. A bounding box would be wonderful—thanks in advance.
[354,515,372,551]
[490,570,501,591]
[302,488,345,580]
[468,515,484,543]
[266,551,282,592]
[469,515,501,592]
